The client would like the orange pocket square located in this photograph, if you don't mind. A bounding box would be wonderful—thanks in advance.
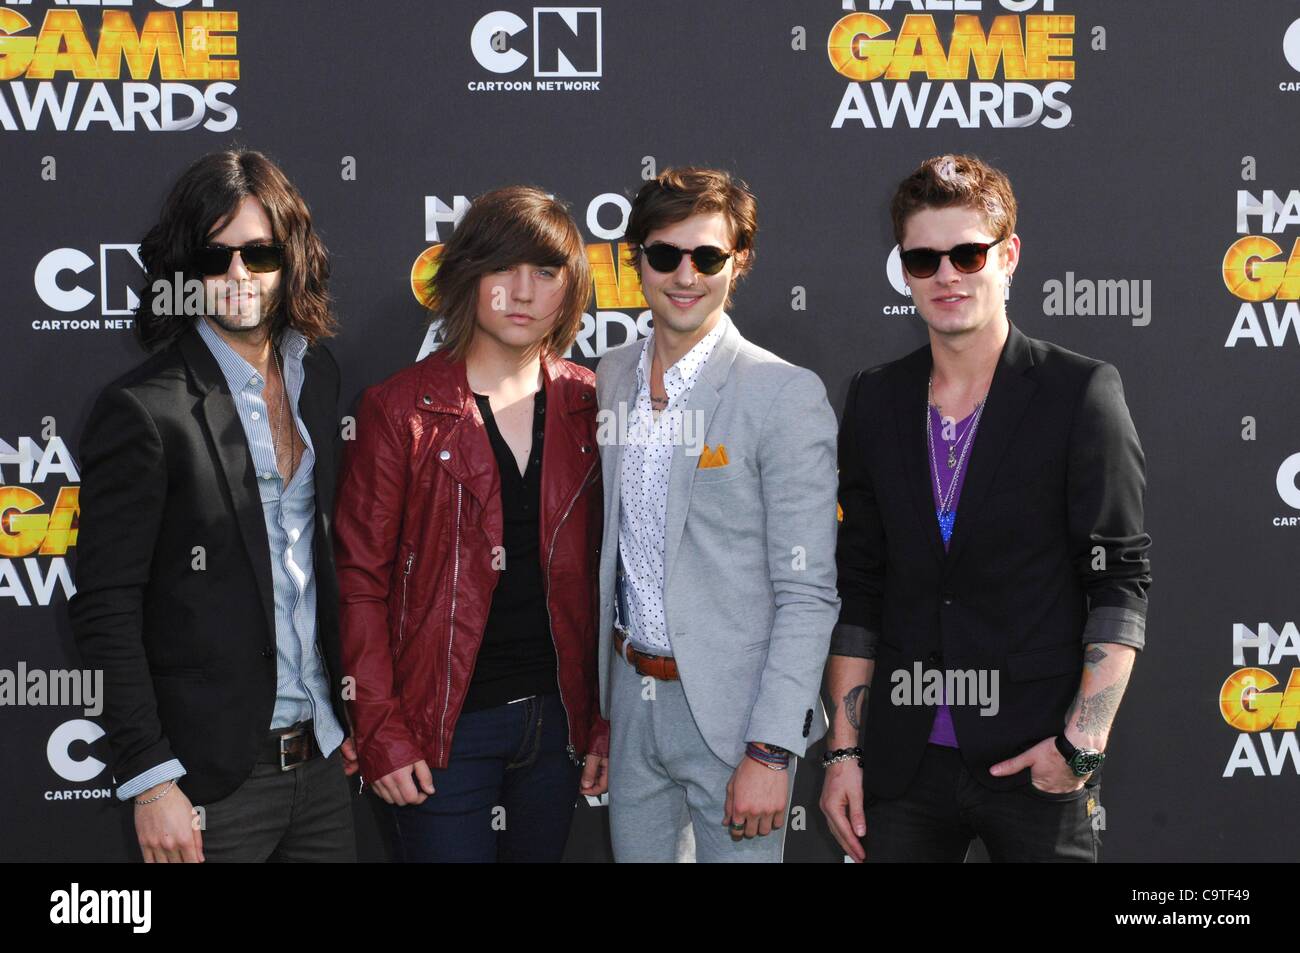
[698,443,730,468]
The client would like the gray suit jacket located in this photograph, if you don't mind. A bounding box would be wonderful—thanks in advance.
[595,312,840,765]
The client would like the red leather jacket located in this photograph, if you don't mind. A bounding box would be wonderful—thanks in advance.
[333,350,607,782]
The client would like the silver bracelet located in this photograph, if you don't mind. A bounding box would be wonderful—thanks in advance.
[133,779,175,805]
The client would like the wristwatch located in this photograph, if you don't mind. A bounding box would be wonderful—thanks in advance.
[1055,734,1104,777]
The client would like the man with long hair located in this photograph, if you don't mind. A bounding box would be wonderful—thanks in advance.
[333,186,608,862]
[69,149,357,862]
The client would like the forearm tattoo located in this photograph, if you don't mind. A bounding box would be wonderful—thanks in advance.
[1084,645,1108,666]
[844,684,868,731]
[1073,669,1131,735]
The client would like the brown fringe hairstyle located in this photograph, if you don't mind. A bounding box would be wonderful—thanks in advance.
[890,154,1018,247]
[135,149,335,351]
[426,186,591,363]
[623,166,758,307]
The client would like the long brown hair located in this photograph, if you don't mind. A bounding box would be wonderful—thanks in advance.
[426,186,591,362]
[135,149,335,350]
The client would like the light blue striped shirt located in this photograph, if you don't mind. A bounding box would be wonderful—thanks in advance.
[116,319,344,800]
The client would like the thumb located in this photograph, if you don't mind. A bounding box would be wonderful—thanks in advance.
[414,760,435,795]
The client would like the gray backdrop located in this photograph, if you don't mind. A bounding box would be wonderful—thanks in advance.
[3,0,1298,862]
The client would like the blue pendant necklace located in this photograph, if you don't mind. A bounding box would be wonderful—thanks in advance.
[927,376,987,545]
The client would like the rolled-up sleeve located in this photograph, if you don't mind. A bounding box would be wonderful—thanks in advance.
[1066,363,1151,650]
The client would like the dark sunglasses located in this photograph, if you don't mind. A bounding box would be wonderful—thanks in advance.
[899,237,1004,279]
[194,242,285,276]
[641,242,733,276]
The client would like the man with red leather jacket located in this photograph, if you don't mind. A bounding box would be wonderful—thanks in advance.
[333,187,608,862]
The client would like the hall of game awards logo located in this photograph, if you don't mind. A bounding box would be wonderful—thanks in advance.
[0,1,241,132]
[1220,623,1300,777]
[1223,185,1300,347]
[826,0,1076,129]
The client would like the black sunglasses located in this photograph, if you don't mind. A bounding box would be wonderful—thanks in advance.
[194,242,285,276]
[641,242,733,276]
[899,237,1004,279]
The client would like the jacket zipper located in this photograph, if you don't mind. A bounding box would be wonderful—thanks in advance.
[545,459,599,766]
[397,551,415,647]
[437,482,463,761]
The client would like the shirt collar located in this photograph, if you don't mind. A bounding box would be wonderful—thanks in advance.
[636,312,728,391]
[196,318,307,393]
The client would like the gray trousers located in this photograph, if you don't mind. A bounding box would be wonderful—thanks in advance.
[608,644,796,863]
[197,747,357,862]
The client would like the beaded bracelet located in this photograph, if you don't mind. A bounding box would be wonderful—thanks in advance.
[821,746,863,767]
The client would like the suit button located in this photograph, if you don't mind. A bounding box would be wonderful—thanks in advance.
[581,445,591,453]
[262,645,274,659]
[941,591,954,606]
[439,450,451,460]
[422,395,433,405]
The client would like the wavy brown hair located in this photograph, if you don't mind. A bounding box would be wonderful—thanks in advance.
[135,149,335,350]
[622,166,758,307]
[890,153,1018,246]
[426,186,591,363]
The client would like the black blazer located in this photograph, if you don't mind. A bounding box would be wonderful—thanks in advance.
[68,326,348,805]
[834,323,1151,798]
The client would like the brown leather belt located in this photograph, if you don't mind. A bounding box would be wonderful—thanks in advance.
[258,721,318,771]
[614,628,679,681]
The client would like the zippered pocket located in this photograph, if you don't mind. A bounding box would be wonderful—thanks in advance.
[396,550,415,651]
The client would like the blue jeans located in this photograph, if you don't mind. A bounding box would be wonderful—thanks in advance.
[385,693,581,863]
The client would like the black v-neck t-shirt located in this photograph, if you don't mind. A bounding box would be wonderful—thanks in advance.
[462,387,559,712]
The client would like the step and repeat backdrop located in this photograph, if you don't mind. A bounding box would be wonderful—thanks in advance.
[2,0,1299,862]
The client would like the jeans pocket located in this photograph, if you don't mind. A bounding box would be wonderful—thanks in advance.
[1022,780,1089,802]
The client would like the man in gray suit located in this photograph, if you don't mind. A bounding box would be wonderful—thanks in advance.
[595,167,840,862]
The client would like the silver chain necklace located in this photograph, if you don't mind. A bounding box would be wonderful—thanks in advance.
[926,375,987,520]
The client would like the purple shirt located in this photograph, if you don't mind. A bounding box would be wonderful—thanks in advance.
[927,404,976,748]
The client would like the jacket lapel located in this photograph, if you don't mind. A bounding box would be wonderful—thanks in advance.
[178,328,276,641]
[663,313,740,588]
[894,346,947,563]
[601,346,643,555]
[942,323,1038,573]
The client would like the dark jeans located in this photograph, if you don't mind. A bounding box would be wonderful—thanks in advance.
[865,744,1101,862]
[385,693,581,863]
[198,747,357,862]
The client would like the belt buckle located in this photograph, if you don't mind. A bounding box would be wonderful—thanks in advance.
[277,725,310,772]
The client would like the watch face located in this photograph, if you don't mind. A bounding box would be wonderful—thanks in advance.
[1073,750,1104,775]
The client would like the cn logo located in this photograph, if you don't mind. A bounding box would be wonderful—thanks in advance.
[885,246,912,298]
[471,8,602,77]
[1285,18,1300,73]
[1277,453,1300,509]
[47,719,107,783]
[35,244,144,315]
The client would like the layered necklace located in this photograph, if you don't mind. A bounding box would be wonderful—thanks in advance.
[926,375,987,545]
